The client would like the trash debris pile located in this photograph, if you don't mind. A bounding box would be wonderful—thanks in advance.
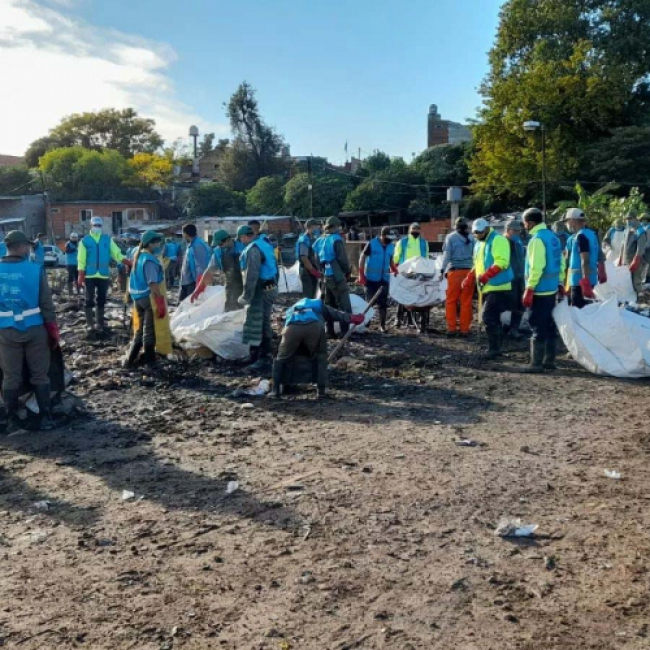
[389,256,446,308]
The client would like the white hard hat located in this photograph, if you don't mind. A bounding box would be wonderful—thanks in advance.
[564,208,585,221]
[70,233,79,240]
[471,218,489,233]
[90,216,104,227]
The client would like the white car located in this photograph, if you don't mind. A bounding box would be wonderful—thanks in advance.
[43,245,66,267]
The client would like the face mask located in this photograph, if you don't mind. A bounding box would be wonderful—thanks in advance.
[458,226,469,234]
[411,232,420,239]
[312,229,321,238]
[627,220,638,229]
[91,226,102,235]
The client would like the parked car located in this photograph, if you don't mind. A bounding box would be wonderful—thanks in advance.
[43,245,66,267]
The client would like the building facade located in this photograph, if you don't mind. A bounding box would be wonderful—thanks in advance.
[0,195,46,240]
[427,105,472,148]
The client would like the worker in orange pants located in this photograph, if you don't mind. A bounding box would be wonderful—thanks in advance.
[440,218,475,336]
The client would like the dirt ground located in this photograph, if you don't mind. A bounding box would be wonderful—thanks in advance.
[1,283,650,650]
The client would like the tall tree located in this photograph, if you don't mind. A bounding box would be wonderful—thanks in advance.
[246,176,286,215]
[25,108,163,167]
[188,183,245,217]
[284,173,353,220]
[128,152,174,188]
[0,166,35,195]
[198,133,216,157]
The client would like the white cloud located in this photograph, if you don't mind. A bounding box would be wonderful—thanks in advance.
[0,0,226,156]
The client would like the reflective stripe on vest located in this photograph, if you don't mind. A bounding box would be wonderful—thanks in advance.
[187,237,212,282]
[318,234,343,277]
[285,298,324,326]
[0,260,44,331]
[568,228,599,287]
[398,236,427,264]
[365,237,395,282]
[82,234,111,277]
[130,251,164,300]
[482,230,514,287]
[240,238,278,281]
[66,242,78,267]
[525,227,562,293]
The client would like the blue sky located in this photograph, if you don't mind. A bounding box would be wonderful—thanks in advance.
[1,0,503,162]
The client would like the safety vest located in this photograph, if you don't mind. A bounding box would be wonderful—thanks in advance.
[285,298,323,326]
[398,236,427,264]
[164,242,180,261]
[318,234,343,277]
[295,233,314,267]
[212,244,240,271]
[186,237,212,282]
[365,237,395,282]
[32,241,45,265]
[477,230,514,288]
[0,260,44,331]
[66,242,78,267]
[568,228,599,287]
[0,243,7,258]
[129,251,164,300]
[82,234,111,277]
[240,237,278,281]
[525,227,562,293]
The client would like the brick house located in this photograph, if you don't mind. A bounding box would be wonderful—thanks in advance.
[48,200,160,241]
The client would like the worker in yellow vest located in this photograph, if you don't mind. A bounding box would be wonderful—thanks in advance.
[393,222,428,327]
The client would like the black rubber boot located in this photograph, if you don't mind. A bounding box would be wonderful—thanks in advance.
[271,359,284,399]
[316,357,328,398]
[142,344,157,364]
[33,384,55,431]
[97,306,107,331]
[123,338,143,369]
[481,330,501,360]
[84,307,96,335]
[523,339,545,373]
[2,389,21,434]
[379,308,388,332]
[543,338,558,371]
[249,337,273,374]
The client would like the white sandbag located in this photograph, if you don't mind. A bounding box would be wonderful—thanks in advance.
[170,286,250,360]
[278,262,303,294]
[390,256,446,307]
[594,260,636,304]
[553,298,650,378]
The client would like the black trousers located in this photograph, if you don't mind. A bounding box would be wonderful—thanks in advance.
[529,294,558,343]
[569,286,587,309]
[67,265,78,285]
[179,282,196,302]
[85,278,109,309]
[366,280,389,310]
[510,278,525,330]
[300,268,319,299]
[134,297,155,347]
[481,291,512,334]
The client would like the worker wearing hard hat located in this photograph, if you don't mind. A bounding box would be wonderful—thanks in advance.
[316,216,352,338]
[521,208,566,372]
[462,218,513,359]
[603,218,626,263]
[296,219,323,299]
[618,210,649,296]
[564,208,601,307]
[65,233,80,296]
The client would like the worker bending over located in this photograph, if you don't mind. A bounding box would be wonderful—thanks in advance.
[296,219,323,299]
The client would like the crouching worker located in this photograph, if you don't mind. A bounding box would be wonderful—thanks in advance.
[272,298,364,399]
[0,231,60,431]
[123,231,169,368]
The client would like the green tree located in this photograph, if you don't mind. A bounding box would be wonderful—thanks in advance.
[553,182,619,233]
[25,108,163,167]
[188,183,245,217]
[284,172,353,220]
[0,165,35,195]
[411,143,470,187]
[246,176,286,214]
[128,152,174,188]
[356,151,392,177]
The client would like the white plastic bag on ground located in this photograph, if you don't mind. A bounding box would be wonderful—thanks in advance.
[594,260,636,304]
[333,294,375,335]
[170,286,250,360]
[390,256,446,307]
[553,298,650,378]
[278,262,303,294]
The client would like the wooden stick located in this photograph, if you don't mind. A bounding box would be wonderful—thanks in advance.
[328,285,384,362]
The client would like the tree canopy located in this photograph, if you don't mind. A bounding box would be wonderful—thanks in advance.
[187,183,245,217]
[284,172,354,221]
[246,176,286,215]
[0,166,35,196]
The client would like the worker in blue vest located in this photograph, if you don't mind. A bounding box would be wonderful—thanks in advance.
[317,216,352,338]
[65,232,80,296]
[78,216,131,335]
[272,298,365,399]
[238,225,279,373]
[32,232,46,265]
[358,227,398,332]
[179,223,212,302]
[564,208,600,308]
[521,208,566,372]
[123,231,167,368]
[296,219,323,299]
[163,237,181,287]
[0,231,60,431]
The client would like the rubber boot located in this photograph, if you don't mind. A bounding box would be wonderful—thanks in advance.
[543,338,558,371]
[2,388,21,434]
[67,283,73,298]
[33,384,55,431]
[271,359,284,399]
[97,306,107,332]
[316,356,327,399]
[122,338,143,369]
[141,344,156,364]
[84,307,96,335]
[249,336,272,374]
[481,329,501,360]
[523,339,545,374]
[379,307,388,333]
[509,312,525,340]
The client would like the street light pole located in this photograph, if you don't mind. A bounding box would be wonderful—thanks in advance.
[523,120,547,216]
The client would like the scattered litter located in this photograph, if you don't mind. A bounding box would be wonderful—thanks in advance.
[544,555,557,570]
[121,490,135,501]
[495,518,539,538]
[226,481,239,494]
[239,379,271,397]
[25,394,39,414]
[455,439,482,447]
[240,403,255,410]
[33,500,51,511]
[604,469,622,480]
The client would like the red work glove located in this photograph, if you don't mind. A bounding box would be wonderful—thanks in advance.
[190,282,206,303]
[478,265,502,286]
[461,273,476,292]
[629,256,641,273]
[357,268,367,286]
[579,278,595,299]
[522,288,534,309]
[597,261,607,284]
[350,314,365,326]
[309,268,323,279]
[154,295,167,319]
[121,258,133,270]
[390,262,399,277]
[45,322,60,349]
[77,270,86,288]
[558,285,567,299]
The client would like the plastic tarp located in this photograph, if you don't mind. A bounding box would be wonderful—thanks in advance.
[554,297,650,378]
[389,256,446,307]
[594,260,636,304]
[170,286,250,360]
[334,294,375,334]
[278,262,303,294]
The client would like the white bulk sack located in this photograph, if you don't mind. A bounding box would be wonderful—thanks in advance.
[334,294,375,334]
[553,298,650,378]
[594,260,636,304]
[170,286,250,360]
[390,256,446,307]
[278,262,303,294]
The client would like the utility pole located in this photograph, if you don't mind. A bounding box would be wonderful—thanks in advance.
[308,156,313,221]
[39,170,53,242]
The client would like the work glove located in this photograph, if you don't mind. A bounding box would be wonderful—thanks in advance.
[238,295,249,307]
[309,268,323,279]
[154,295,167,319]
[390,263,399,277]
[350,314,365,326]
[190,283,206,304]
[597,261,608,284]
[121,258,133,270]
[45,322,61,350]
[461,273,476,292]
[579,277,595,299]
[629,256,641,273]
[558,285,567,299]
[77,271,86,288]
[478,265,502,286]
[357,269,367,286]
[522,288,535,310]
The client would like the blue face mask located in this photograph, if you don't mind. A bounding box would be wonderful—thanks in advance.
[312,229,321,238]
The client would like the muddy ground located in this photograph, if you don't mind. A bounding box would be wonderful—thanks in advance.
[1,282,649,650]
